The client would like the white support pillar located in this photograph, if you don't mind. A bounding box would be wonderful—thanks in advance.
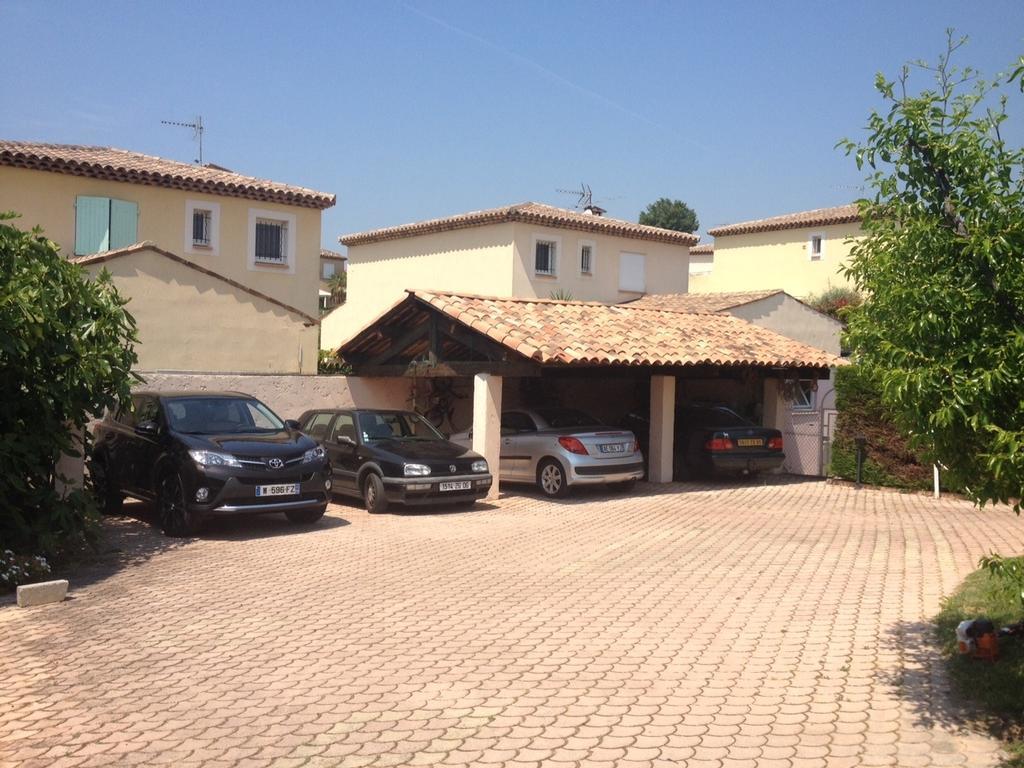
[472,373,503,501]
[648,375,676,483]
[762,378,784,430]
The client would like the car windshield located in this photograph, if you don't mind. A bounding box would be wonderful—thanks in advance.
[533,408,602,428]
[165,397,285,435]
[358,411,445,442]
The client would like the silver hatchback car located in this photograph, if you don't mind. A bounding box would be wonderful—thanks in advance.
[451,408,644,498]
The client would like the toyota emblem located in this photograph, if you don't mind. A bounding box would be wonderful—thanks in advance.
[268,458,284,470]
[449,464,457,473]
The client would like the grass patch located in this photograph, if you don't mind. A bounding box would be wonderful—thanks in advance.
[935,556,1024,760]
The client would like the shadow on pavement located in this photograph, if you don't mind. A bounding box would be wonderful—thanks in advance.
[48,500,352,592]
[880,618,1019,755]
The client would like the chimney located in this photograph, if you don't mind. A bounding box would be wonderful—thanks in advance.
[583,204,606,216]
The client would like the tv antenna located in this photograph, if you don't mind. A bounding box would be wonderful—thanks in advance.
[161,115,204,164]
[556,183,595,210]
[556,183,621,212]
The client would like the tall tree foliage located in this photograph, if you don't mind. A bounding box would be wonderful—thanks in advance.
[639,198,699,233]
[0,215,138,553]
[839,34,1024,510]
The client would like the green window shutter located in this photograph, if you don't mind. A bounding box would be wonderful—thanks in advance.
[109,199,138,249]
[75,196,111,255]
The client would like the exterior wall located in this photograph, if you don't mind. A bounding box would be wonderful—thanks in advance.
[689,251,713,276]
[86,248,319,373]
[688,221,862,298]
[0,166,323,318]
[320,225,517,349]
[134,372,413,421]
[726,294,843,356]
[510,223,689,302]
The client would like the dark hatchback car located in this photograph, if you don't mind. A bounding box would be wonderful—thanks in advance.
[675,405,785,478]
[91,392,330,536]
[297,408,492,513]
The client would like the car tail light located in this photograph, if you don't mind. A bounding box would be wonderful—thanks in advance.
[633,438,641,453]
[768,436,784,450]
[558,436,589,455]
[705,437,733,451]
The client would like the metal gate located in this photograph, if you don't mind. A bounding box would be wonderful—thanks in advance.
[821,408,839,476]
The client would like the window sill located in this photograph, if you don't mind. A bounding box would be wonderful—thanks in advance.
[254,260,290,269]
[534,272,557,279]
[192,243,212,250]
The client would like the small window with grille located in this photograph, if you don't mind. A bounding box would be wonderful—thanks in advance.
[535,239,557,275]
[579,241,594,275]
[192,209,212,246]
[255,219,287,263]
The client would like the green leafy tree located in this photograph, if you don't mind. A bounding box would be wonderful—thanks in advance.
[838,33,1024,511]
[638,198,699,233]
[0,214,138,555]
[327,270,346,305]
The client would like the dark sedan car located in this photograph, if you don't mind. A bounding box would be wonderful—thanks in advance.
[297,408,492,513]
[675,405,785,478]
[91,392,330,536]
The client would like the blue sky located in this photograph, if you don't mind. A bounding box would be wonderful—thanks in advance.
[3,1,1022,247]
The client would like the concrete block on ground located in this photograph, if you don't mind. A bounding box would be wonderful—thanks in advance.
[16,579,69,607]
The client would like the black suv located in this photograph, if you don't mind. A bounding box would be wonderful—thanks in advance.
[91,391,330,536]
[297,408,492,513]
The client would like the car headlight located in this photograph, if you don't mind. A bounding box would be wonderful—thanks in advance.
[403,463,431,477]
[303,446,326,463]
[471,460,488,473]
[188,449,242,468]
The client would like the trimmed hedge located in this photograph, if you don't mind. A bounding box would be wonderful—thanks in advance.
[830,364,934,490]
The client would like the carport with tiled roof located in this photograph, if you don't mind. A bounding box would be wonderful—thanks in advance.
[338,291,843,496]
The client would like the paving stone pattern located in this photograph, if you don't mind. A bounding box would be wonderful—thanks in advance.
[2,480,1023,767]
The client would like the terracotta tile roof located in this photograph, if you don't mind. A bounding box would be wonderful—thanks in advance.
[71,242,319,326]
[707,204,861,237]
[395,291,841,369]
[689,242,713,255]
[625,290,785,314]
[340,202,699,247]
[320,248,347,261]
[0,140,336,210]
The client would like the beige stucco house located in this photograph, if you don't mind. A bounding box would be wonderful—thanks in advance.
[0,140,335,373]
[320,202,698,350]
[689,204,863,298]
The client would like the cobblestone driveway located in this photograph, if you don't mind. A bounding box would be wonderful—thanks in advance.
[3,480,1023,767]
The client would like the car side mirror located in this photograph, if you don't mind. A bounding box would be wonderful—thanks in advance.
[285,419,301,430]
[335,435,355,446]
[134,420,159,437]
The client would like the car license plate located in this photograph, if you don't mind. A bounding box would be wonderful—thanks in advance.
[736,438,763,447]
[599,443,626,453]
[439,481,472,492]
[255,483,300,497]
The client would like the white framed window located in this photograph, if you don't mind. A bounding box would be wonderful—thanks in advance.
[185,200,220,256]
[578,239,595,275]
[322,261,336,279]
[809,233,824,261]
[619,251,646,292]
[533,234,560,276]
[248,208,296,273]
[792,379,817,410]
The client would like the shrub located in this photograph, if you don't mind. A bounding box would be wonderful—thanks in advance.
[0,215,138,556]
[830,364,934,489]
[806,286,862,322]
[318,348,352,374]
[0,549,52,591]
